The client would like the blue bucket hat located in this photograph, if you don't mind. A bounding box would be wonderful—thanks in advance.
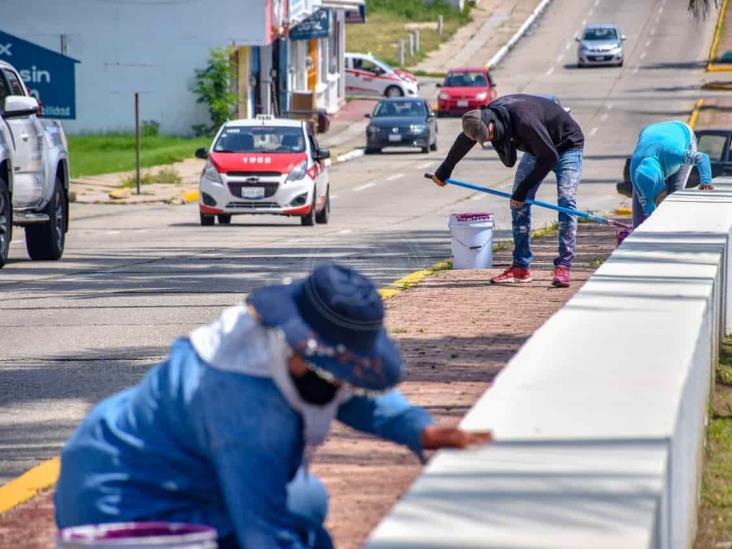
[247,263,402,391]
[633,158,665,215]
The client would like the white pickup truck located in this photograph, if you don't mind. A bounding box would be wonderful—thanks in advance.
[0,60,70,268]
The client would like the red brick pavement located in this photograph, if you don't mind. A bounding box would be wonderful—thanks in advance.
[0,222,620,548]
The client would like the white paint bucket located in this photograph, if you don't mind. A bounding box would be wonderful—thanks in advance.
[55,522,218,548]
[449,213,495,269]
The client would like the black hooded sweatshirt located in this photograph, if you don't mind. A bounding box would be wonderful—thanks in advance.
[434,94,584,202]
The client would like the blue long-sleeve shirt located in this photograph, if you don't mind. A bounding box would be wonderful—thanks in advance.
[54,338,432,547]
[630,121,712,213]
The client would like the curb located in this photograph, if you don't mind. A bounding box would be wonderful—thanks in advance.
[486,0,554,69]
[0,458,59,515]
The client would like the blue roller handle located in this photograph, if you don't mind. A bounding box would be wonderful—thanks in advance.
[424,174,632,231]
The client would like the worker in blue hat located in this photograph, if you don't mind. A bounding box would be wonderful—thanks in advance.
[54,263,491,549]
[630,120,713,227]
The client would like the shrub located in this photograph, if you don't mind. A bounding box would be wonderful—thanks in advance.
[192,48,236,136]
[141,120,160,137]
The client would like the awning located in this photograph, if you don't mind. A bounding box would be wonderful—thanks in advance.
[315,0,364,9]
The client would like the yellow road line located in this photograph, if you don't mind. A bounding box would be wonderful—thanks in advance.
[0,457,59,515]
[708,0,730,71]
[688,99,705,129]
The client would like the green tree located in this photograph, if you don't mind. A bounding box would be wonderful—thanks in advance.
[192,48,236,136]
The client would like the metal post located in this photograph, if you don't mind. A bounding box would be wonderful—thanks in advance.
[437,15,444,35]
[408,32,414,57]
[415,30,420,52]
[399,40,405,66]
[134,92,141,195]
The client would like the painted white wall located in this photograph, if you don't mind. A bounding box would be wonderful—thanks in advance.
[2,0,270,135]
[368,181,732,548]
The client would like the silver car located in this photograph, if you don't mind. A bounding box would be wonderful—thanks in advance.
[576,24,626,67]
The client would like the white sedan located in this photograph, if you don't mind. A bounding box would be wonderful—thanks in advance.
[345,52,419,98]
[196,116,330,226]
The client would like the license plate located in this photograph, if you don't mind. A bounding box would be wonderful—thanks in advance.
[388,134,402,142]
[243,187,265,199]
[457,100,469,107]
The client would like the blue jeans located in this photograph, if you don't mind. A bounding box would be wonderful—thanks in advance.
[511,147,583,269]
[631,164,690,228]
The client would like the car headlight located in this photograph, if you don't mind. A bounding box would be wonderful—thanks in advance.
[285,160,308,183]
[410,124,427,134]
[202,161,223,184]
[439,92,449,100]
[476,91,488,101]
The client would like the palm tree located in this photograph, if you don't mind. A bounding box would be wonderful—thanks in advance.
[688,0,719,18]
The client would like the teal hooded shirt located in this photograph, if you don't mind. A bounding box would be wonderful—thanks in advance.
[629,121,712,214]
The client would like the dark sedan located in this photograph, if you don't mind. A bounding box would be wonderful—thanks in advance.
[365,98,437,154]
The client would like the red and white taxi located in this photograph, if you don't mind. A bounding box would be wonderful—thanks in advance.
[196,116,330,226]
[437,67,498,116]
[345,52,419,98]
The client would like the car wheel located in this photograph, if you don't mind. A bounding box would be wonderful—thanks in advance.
[617,60,624,67]
[0,176,11,269]
[217,214,232,225]
[365,147,381,154]
[26,176,66,261]
[315,188,330,225]
[430,140,438,152]
[200,213,215,226]
[385,86,404,98]
[577,62,584,68]
[300,193,316,226]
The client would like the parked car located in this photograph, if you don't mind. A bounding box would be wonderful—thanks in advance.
[196,115,330,226]
[614,129,726,197]
[365,97,437,154]
[345,52,418,98]
[0,60,70,268]
[576,24,626,67]
[436,67,497,116]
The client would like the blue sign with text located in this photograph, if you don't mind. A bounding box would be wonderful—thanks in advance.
[290,9,330,40]
[0,30,79,119]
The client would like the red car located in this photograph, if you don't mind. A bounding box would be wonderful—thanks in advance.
[437,67,497,116]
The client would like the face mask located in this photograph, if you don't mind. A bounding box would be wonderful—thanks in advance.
[289,367,340,405]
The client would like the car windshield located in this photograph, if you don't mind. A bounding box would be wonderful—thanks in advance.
[213,126,305,153]
[373,100,426,118]
[444,72,488,87]
[583,27,618,41]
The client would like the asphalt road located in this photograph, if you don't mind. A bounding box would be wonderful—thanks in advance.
[0,0,718,482]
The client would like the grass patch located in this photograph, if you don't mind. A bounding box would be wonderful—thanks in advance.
[348,5,469,68]
[121,166,182,188]
[695,336,732,547]
[68,133,210,178]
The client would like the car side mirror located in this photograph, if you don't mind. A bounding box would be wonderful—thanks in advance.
[575,36,581,42]
[364,113,372,118]
[621,35,627,41]
[315,149,330,160]
[435,83,442,88]
[3,95,40,118]
[195,147,209,160]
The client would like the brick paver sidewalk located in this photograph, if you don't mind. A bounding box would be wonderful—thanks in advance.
[0,221,620,548]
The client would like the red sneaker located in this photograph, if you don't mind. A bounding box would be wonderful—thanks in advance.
[551,266,571,288]
[490,265,533,284]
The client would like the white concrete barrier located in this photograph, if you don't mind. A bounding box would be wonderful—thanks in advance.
[368,181,732,548]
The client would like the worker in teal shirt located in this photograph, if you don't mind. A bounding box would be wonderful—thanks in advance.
[630,120,713,227]
[54,264,491,548]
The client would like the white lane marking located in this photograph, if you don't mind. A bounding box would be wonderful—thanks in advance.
[386,173,404,181]
[633,66,640,74]
[556,54,564,63]
[418,161,434,169]
[581,19,587,26]
[106,230,121,235]
[606,103,614,110]
[565,42,572,51]
[600,112,608,121]
[338,229,352,234]
[589,127,599,137]
[353,182,376,192]
[658,6,663,13]
[645,40,652,48]
[471,194,483,201]
[594,0,599,6]
[588,8,594,16]
[546,66,555,76]
[640,51,647,60]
